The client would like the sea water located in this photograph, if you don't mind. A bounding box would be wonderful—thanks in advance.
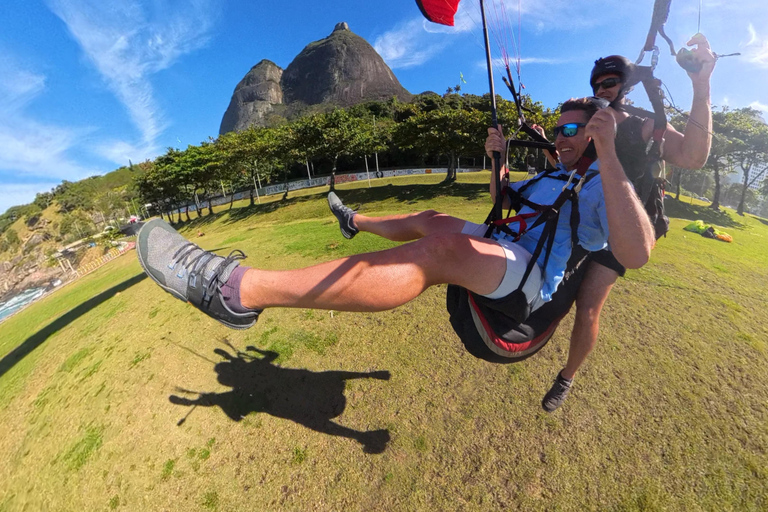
[0,287,46,322]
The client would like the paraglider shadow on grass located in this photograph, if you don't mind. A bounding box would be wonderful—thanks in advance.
[169,341,392,454]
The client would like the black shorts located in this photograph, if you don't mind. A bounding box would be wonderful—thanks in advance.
[589,249,626,277]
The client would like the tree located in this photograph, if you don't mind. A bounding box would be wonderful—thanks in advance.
[4,228,19,248]
[33,191,54,210]
[217,128,279,206]
[726,109,768,215]
[292,109,368,190]
[58,212,96,241]
[698,108,741,210]
[53,180,95,212]
[395,106,486,182]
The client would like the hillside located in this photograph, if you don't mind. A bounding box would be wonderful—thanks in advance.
[0,164,148,299]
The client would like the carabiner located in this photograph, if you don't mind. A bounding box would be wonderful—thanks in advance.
[635,46,660,71]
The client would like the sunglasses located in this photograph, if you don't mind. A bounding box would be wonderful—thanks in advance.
[553,123,586,138]
[593,77,621,91]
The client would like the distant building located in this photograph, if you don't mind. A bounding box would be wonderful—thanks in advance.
[747,165,767,191]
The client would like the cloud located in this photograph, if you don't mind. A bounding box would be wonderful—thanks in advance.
[486,57,569,68]
[374,19,449,69]
[0,54,99,186]
[0,121,97,180]
[749,101,768,113]
[743,24,768,68]
[375,0,623,70]
[0,57,46,114]
[46,0,218,158]
[93,139,158,165]
[0,182,62,215]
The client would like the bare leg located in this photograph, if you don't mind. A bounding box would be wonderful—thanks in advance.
[240,233,507,311]
[354,209,467,241]
[561,262,619,380]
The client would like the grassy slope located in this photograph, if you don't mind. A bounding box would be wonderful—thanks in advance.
[0,173,766,512]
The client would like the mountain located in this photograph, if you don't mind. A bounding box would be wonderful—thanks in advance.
[219,22,411,134]
[219,60,283,134]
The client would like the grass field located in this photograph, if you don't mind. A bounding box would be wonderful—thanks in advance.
[1,173,766,511]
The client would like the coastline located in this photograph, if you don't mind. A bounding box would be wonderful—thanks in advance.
[0,280,66,325]
[0,243,136,326]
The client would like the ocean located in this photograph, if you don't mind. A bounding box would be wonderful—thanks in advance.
[0,287,46,323]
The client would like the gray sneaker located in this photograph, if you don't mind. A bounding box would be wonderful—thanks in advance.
[327,192,359,239]
[136,219,260,329]
[542,372,573,412]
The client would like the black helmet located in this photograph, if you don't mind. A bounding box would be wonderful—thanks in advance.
[590,55,634,91]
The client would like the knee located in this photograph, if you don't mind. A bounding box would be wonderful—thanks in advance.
[415,209,443,228]
[575,295,607,324]
[419,232,472,263]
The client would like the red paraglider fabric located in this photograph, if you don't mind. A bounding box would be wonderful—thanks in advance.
[415,0,461,26]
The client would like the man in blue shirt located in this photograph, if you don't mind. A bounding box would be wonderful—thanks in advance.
[137,97,655,360]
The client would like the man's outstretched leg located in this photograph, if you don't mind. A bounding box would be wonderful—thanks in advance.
[137,218,515,329]
[328,192,467,242]
[541,261,618,412]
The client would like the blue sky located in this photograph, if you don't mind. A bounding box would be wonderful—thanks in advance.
[1,0,767,213]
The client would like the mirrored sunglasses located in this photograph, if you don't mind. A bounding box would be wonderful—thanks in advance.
[553,123,586,138]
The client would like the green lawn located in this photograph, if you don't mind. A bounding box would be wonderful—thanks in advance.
[1,173,766,511]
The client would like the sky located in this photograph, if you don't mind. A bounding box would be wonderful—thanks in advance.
[1,0,767,214]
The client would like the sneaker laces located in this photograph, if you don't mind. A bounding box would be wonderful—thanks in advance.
[334,203,356,217]
[171,242,247,299]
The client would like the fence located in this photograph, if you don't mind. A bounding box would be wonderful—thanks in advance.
[74,242,136,278]
[169,167,482,217]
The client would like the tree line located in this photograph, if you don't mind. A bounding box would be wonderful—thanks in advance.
[2,92,767,254]
[669,106,768,216]
[133,92,556,222]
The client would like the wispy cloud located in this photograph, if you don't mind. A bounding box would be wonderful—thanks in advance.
[46,0,219,161]
[0,56,46,114]
[749,100,768,113]
[0,53,98,183]
[375,0,624,70]
[743,24,768,68]
[374,19,450,69]
[486,57,570,68]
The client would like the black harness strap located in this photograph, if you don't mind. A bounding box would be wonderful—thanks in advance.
[477,155,598,306]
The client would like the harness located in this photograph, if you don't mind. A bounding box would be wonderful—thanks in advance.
[480,156,598,312]
[445,157,599,363]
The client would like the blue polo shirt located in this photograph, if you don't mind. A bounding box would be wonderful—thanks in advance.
[493,163,610,302]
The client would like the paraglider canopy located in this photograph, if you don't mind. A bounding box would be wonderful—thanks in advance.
[416,0,461,26]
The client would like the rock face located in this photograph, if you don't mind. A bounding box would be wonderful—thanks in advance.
[220,60,284,134]
[0,254,65,301]
[282,22,411,108]
[219,23,411,134]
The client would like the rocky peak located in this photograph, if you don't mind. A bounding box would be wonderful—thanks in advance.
[219,60,284,134]
[281,23,411,108]
[219,23,411,134]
